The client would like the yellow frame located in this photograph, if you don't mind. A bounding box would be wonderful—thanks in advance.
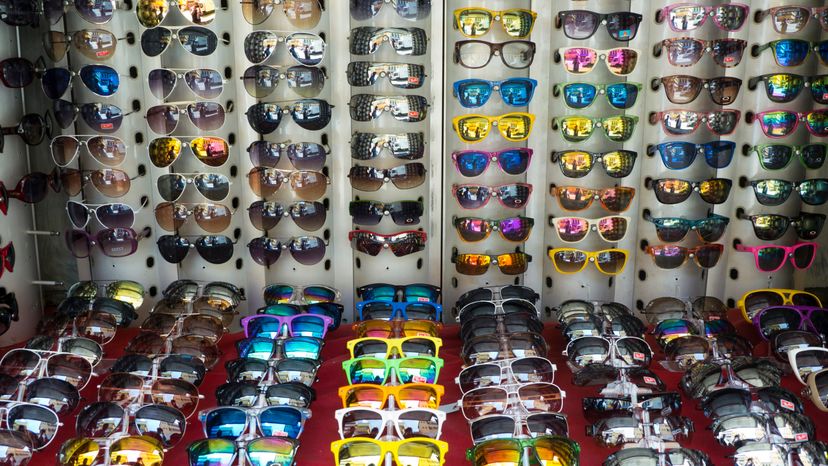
[737,288,823,323]
[338,383,445,409]
[548,248,629,275]
[331,437,448,465]
[452,113,536,144]
[453,7,538,38]
[346,336,443,359]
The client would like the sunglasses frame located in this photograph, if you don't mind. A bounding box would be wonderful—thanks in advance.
[754,109,828,138]
[557,10,643,40]
[555,82,643,110]
[452,183,533,209]
[453,215,535,243]
[645,213,730,243]
[554,115,639,143]
[735,242,819,273]
[454,40,537,70]
[338,383,444,410]
[346,336,442,359]
[660,3,749,32]
[658,37,747,67]
[355,300,442,322]
[452,112,536,143]
[550,185,636,213]
[742,212,826,241]
[452,77,538,108]
[453,7,537,38]
[749,143,828,171]
[652,109,740,136]
[757,6,828,33]
[452,252,532,276]
[334,406,446,440]
[656,75,743,105]
[331,438,448,466]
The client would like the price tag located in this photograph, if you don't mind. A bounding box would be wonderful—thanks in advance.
[795,432,809,442]
[408,76,421,85]
[633,352,646,361]
[408,111,420,119]
[643,376,657,385]
[412,375,426,383]
[417,297,430,302]
[780,399,795,411]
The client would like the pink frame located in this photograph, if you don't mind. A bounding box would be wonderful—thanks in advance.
[765,6,828,33]
[735,242,819,273]
[655,109,740,136]
[451,148,534,175]
[452,183,534,209]
[661,3,750,32]
[755,109,828,139]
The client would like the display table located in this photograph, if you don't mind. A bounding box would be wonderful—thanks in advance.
[18,308,828,465]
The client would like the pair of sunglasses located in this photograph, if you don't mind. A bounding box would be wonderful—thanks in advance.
[247,167,329,201]
[555,82,641,110]
[755,39,828,67]
[454,216,534,242]
[752,109,828,138]
[356,283,439,303]
[454,40,536,69]
[553,115,638,142]
[452,183,532,209]
[349,94,428,123]
[248,141,328,171]
[351,132,424,161]
[659,3,748,31]
[650,178,733,205]
[244,31,325,65]
[550,186,636,213]
[651,109,739,136]
[736,242,818,273]
[550,216,629,243]
[349,200,423,226]
[656,38,746,67]
[148,136,229,168]
[757,6,828,33]
[453,78,537,108]
[453,7,536,38]
[145,102,225,135]
[241,0,324,26]
[557,10,642,40]
[243,64,326,99]
[348,163,426,191]
[750,143,827,170]
[452,252,531,275]
[65,227,152,259]
[649,141,735,170]
[154,202,234,233]
[453,148,532,177]
[0,171,60,213]
[247,236,327,266]
[351,27,427,56]
[749,73,828,104]
[248,200,326,232]
[349,230,426,257]
[552,150,637,178]
[645,213,729,243]
[548,248,628,275]
[246,100,333,133]
[741,212,825,241]
[452,113,535,143]
[750,179,828,206]
[351,0,430,21]
[645,244,725,270]
[0,113,50,151]
[655,75,742,105]
[157,173,229,203]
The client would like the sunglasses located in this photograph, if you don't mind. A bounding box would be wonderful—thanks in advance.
[141,26,224,58]
[457,355,555,393]
[548,248,628,275]
[742,212,825,241]
[351,132,425,161]
[98,371,202,417]
[351,26,427,56]
[754,39,823,67]
[356,283,440,303]
[59,167,139,197]
[452,183,532,209]
[243,64,326,99]
[249,200,327,232]
[757,5,828,32]
[43,0,116,24]
[225,356,319,386]
[650,178,732,205]
[154,202,233,233]
[463,332,548,365]
[356,301,441,322]
[112,353,206,385]
[50,100,128,133]
[555,82,642,110]
[584,392,682,422]
[64,227,151,259]
[216,380,315,408]
[453,148,532,177]
[645,213,729,243]
[702,386,802,420]
[472,414,569,446]
[0,344,96,388]
[753,305,828,341]
[550,216,630,243]
[63,436,166,466]
[454,216,534,242]
[461,311,542,341]
[148,136,229,169]
[564,336,652,368]
[352,320,442,339]
[659,37,747,67]
[558,47,639,75]
[650,141,735,170]
[453,78,537,108]
[248,140,328,171]
[257,302,342,329]
[246,100,333,133]
[76,401,186,449]
[452,112,535,143]
[157,173,230,202]
[247,167,329,201]
[244,31,325,65]
[0,171,60,213]
[339,383,443,410]
[651,109,740,136]
[347,336,442,359]
[241,314,331,340]
[558,10,641,40]
[550,186,636,212]
[738,288,822,323]
[0,112,51,151]
[348,230,427,257]
[332,438,447,466]
[458,298,539,323]
[146,102,225,135]
[554,115,638,142]
[0,289,18,335]
[659,3,748,31]
[349,94,428,123]
[753,109,828,138]
[343,356,443,385]
[750,179,828,206]
[590,415,693,447]
[235,336,323,362]
[453,252,531,275]
[749,73,828,104]
[573,365,665,389]
[247,236,327,266]
[749,143,827,170]
[453,7,536,38]
[201,405,309,441]
[188,437,297,466]
[148,68,224,100]
[347,61,425,89]
[468,436,579,466]
[241,0,323,26]
[646,244,724,270]
[38,63,120,99]
[736,242,818,273]
[156,234,236,264]
[336,406,444,440]
[454,40,536,69]
[457,286,539,310]
[656,75,742,105]
[42,29,123,62]
[136,0,214,27]
[349,200,423,226]
[770,330,824,363]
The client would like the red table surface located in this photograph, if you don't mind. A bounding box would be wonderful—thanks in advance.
[16,308,828,465]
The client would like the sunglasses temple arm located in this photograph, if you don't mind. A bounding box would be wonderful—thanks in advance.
[746,75,762,90]
[652,41,663,57]
[136,227,152,242]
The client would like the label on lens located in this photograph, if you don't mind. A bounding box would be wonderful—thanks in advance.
[633,352,645,361]
[408,111,420,119]
[273,431,288,437]
[408,77,420,85]
[795,432,809,442]
[96,51,109,58]
[101,123,114,130]
[416,332,430,337]
[417,297,429,302]
[724,56,734,63]
[643,376,657,385]
[618,30,631,38]
[781,399,795,411]
[412,374,426,383]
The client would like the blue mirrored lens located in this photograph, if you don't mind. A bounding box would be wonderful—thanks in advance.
[362,285,396,302]
[79,65,119,96]
[403,285,439,303]
[455,80,492,108]
[702,141,735,168]
[817,41,828,65]
[260,407,303,439]
[250,320,284,339]
[306,304,340,328]
[657,142,696,169]
[205,408,247,439]
[284,337,322,359]
[41,68,71,99]
[498,150,530,175]
[774,40,809,67]
[563,83,596,109]
[455,151,489,176]
[500,78,535,106]
[290,316,325,337]
[238,338,276,360]
[606,83,638,109]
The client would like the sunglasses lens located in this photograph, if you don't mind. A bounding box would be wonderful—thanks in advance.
[453,151,489,177]
[796,213,826,240]
[59,438,100,466]
[454,185,489,209]
[1,58,33,88]
[774,40,809,66]
[495,149,531,174]
[750,215,788,240]
[499,217,532,241]
[661,75,700,104]
[606,83,639,109]
[605,115,636,141]
[766,73,804,103]
[753,179,792,206]
[286,236,326,265]
[553,250,588,273]
[246,437,296,466]
[192,204,232,233]
[597,250,627,274]
[708,76,742,103]
[560,116,593,142]
[696,244,724,268]
[497,184,531,208]
[41,68,71,99]
[666,39,703,66]
[607,48,638,74]
[188,438,234,466]
[455,254,491,275]
[699,179,732,204]
[286,142,326,171]
[696,217,728,242]
[454,115,491,142]
[654,179,691,204]
[72,30,117,61]
[79,103,121,134]
[455,218,490,242]
[561,83,596,109]
[97,228,138,257]
[656,142,695,169]
[667,6,706,30]
[806,111,828,137]
[52,99,77,129]
[554,218,590,242]
[563,47,597,74]
[755,247,787,271]
[759,111,798,137]
[79,65,119,96]
[649,246,688,269]
[134,405,185,448]
[89,169,131,198]
[793,244,817,268]
[598,217,628,242]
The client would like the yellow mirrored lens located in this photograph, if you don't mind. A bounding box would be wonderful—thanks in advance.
[561,117,594,142]
[497,114,533,141]
[457,9,493,37]
[337,441,382,466]
[602,151,629,175]
[60,438,100,466]
[560,151,592,174]
[398,442,442,464]
[501,10,535,37]
[148,137,182,168]
[455,116,491,142]
[604,116,635,141]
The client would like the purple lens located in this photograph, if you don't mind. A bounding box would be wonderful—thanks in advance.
[248,141,281,167]
[65,230,92,258]
[288,236,326,265]
[248,237,282,266]
[148,69,176,100]
[454,185,491,209]
[184,69,223,99]
[96,228,138,257]
[287,143,326,171]
[499,217,532,241]
[563,48,597,73]
[96,204,135,229]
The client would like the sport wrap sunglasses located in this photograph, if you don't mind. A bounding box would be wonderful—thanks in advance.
[154,202,234,233]
[452,252,532,276]
[649,178,733,205]
[248,140,329,171]
[339,383,444,410]
[240,0,324,27]
[552,150,637,178]
[453,7,536,38]
[748,143,827,170]
[735,242,818,273]
[243,31,326,65]
[753,39,828,67]
[658,3,748,31]
[350,27,427,56]
[156,173,230,202]
[554,82,642,110]
[553,115,638,142]
[548,248,628,275]
[331,438,447,466]
[751,109,828,138]
[349,230,427,257]
[655,38,747,67]
[349,200,424,226]
[748,73,828,105]
[557,10,642,41]
[650,109,740,136]
[247,167,329,201]
[346,336,442,359]
[737,288,822,323]
[347,61,425,90]
[645,244,725,270]
[348,163,426,191]
[350,0,430,21]
[148,136,229,168]
[467,436,579,466]
[350,132,425,161]
[248,200,327,232]
[454,40,536,69]
[335,406,445,440]
[550,185,636,213]
[756,6,828,34]
[740,212,825,241]
[452,183,532,209]
[148,67,225,100]
[454,216,534,242]
[349,94,428,123]
[653,75,742,105]
[356,283,440,303]
[247,236,327,266]
[243,64,327,99]
[342,356,443,385]
[65,227,152,259]
[246,99,333,133]
[356,301,441,322]
[452,113,535,143]
[453,78,537,108]
[550,216,630,243]
[145,101,226,135]
[644,212,730,243]
[352,320,442,339]
[649,141,735,170]
[749,179,828,206]
[557,47,639,75]
[453,148,532,177]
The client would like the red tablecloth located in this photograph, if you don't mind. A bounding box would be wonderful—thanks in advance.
[20,308,828,465]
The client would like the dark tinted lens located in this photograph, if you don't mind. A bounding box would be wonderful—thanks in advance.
[248,237,281,266]
[708,77,741,105]
[711,39,745,67]
[652,218,689,242]
[703,141,735,168]
[96,228,138,257]
[157,235,191,263]
[757,145,793,170]
[81,103,123,133]
[798,179,828,205]
[653,179,692,204]
[753,179,792,206]
[141,27,170,57]
[695,244,723,268]
[794,213,826,240]
[792,244,816,268]
[0,58,34,88]
[178,26,218,56]
[287,143,326,171]
[606,12,640,40]
[247,103,282,134]
[657,142,695,169]
[41,68,71,100]
[194,174,230,201]
[750,215,789,241]
[287,236,326,265]
[195,236,234,264]
[697,216,728,242]
[801,144,827,169]
[756,247,787,271]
